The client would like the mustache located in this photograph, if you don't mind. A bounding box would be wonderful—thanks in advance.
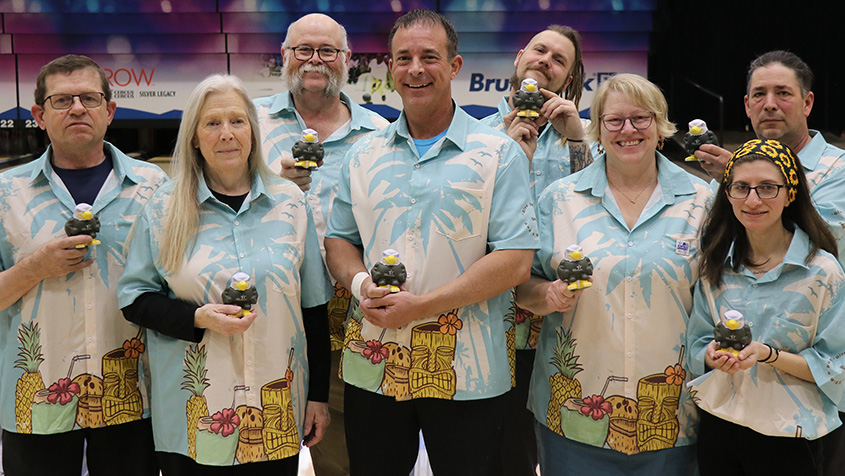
[300,63,334,76]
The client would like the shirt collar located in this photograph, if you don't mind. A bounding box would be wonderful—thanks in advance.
[392,101,469,158]
[268,91,380,133]
[197,170,271,208]
[29,141,138,185]
[574,152,697,203]
[797,129,825,171]
[727,226,811,270]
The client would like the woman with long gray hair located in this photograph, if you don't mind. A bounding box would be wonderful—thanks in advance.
[118,74,332,475]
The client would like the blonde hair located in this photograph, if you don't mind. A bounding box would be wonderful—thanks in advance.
[586,73,676,144]
[159,74,273,273]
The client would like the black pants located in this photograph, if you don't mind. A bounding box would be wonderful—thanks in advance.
[157,451,299,476]
[2,418,156,476]
[821,412,845,476]
[501,349,538,476]
[344,383,508,476]
[697,410,824,476]
[309,350,350,476]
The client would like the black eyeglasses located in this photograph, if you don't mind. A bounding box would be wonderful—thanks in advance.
[726,183,785,200]
[600,111,654,132]
[43,92,105,110]
[290,46,344,62]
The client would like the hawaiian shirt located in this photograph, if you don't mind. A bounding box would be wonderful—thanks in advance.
[118,174,332,466]
[255,91,389,349]
[799,130,845,266]
[0,142,167,435]
[326,104,539,401]
[481,97,599,353]
[529,154,713,455]
[687,227,845,440]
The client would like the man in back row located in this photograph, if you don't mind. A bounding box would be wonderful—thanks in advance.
[254,12,389,476]
[479,24,596,476]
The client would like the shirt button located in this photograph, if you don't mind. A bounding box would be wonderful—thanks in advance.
[248,394,254,401]
[88,337,93,343]
[535,171,542,176]
[627,352,632,357]
[626,313,632,319]
[415,164,420,169]
[234,220,240,226]
[752,283,758,288]
[410,198,416,204]
[246,360,251,366]
[408,235,413,241]
[87,303,93,310]
[239,253,245,258]
[625,388,632,395]
[627,276,633,282]
[628,241,634,247]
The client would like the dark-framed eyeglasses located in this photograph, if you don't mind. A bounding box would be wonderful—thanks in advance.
[43,92,105,110]
[290,46,344,62]
[726,183,785,200]
[600,111,654,132]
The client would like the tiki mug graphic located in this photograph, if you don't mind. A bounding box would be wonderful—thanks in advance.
[605,395,639,454]
[196,385,247,466]
[261,349,300,460]
[31,354,89,434]
[381,342,411,400]
[409,311,461,400]
[636,347,686,451]
[102,328,145,425]
[73,373,104,428]
[342,329,388,392]
[327,283,353,347]
[236,404,267,463]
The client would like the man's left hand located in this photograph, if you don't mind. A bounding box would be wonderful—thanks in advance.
[302,400,331,447]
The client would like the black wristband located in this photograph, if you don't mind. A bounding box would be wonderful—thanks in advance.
[770,347,780,363]
[758,344,773,363]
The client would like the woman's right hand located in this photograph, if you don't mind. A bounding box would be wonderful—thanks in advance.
[194,303,258,336]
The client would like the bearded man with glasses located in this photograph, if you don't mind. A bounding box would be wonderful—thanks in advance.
[253,13,389,476]
[0,54,167,476]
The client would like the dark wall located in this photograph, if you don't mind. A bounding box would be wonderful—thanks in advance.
[649,0,845,136]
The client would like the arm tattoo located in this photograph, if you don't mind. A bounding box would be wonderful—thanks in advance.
[569,142,593,174]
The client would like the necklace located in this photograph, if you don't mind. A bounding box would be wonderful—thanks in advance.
[608,174,656,204]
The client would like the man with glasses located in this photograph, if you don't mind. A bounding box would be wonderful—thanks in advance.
[254,13,388,476]
[0,54,167,475]
[693,50,845,476]
[479,25,597,476]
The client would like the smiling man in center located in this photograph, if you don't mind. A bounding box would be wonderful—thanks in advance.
[324,9,540,476]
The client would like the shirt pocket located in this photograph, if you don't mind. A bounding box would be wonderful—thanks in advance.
[662,232,700,268]
[762,313,817,354]
[432,185,487,242]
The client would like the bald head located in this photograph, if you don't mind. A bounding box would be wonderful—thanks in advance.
[282,13,348,51]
